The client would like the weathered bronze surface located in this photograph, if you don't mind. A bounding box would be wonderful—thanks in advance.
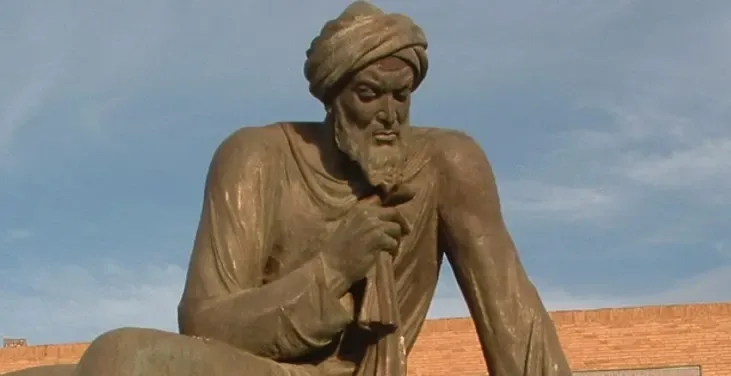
[14,2,571,375]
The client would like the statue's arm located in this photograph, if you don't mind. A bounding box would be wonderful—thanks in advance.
[434,130,571,376]
[177,126,352,360]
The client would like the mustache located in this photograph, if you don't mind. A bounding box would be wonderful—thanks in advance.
[372,129,399,135]
[370,120,402,130]
[368,121,406,140]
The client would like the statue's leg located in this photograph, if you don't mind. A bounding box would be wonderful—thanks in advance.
[2,365,76,376]
[73,327,317,376]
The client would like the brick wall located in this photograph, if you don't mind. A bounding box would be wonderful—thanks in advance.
[0,344,86,374]
[2,302,730,375]
[408,302,731,375]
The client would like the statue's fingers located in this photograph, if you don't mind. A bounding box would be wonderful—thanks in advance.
[378,209,412,235]
[359,194,383,207]
[382,186,415,207]
[381,221,403,239]
[376,235,400,257]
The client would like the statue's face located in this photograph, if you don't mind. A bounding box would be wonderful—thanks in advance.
[330,56,415,191]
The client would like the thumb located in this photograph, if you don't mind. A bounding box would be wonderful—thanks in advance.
[359,193,383,207]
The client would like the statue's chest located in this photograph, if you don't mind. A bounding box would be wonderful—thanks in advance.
[270,183,435,279]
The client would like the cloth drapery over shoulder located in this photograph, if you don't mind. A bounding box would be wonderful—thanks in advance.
[178,126,353,362]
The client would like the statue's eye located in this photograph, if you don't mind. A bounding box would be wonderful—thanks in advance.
[394,88,411,102]
[355,85,378,101]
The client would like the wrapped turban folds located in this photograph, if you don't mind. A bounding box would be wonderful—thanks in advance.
[304,1,429,104]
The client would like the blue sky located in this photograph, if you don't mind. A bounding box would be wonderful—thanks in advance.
[1,0,730,345]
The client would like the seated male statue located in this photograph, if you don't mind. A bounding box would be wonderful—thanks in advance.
[9,2,571,376]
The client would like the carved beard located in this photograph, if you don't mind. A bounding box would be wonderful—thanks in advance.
[331,104,408,193]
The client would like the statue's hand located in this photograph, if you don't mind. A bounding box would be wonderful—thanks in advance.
[321,196,411,294]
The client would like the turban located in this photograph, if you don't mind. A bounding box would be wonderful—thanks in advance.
[304,1,429,103]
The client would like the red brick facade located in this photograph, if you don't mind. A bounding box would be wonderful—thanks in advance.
[2,302,730,375]
[408,302,731,375]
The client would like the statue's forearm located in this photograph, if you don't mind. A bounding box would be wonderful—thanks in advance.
[179,255,352,360]
[435,130,572,375]
[446,226,571,376]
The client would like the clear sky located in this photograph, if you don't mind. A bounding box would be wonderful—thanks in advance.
[1,1,729,345]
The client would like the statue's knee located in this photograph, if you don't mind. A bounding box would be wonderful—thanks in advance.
[85,327,142,354]
[77,327,169,375]
[93,327,168,346]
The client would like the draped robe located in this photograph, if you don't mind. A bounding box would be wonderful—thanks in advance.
[177,122,572,376]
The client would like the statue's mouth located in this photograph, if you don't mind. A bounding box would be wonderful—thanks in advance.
[373,130,399,143]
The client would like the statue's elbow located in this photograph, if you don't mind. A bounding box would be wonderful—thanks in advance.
[177,300,213,337]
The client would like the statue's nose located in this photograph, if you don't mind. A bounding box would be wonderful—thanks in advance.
[376,101,397,128]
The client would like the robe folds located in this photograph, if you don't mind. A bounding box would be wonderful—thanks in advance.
[178,122,572,376]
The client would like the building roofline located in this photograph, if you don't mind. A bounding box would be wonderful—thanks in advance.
[421,301,731,332]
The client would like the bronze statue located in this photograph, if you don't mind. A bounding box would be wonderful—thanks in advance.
[11,2,571,375]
